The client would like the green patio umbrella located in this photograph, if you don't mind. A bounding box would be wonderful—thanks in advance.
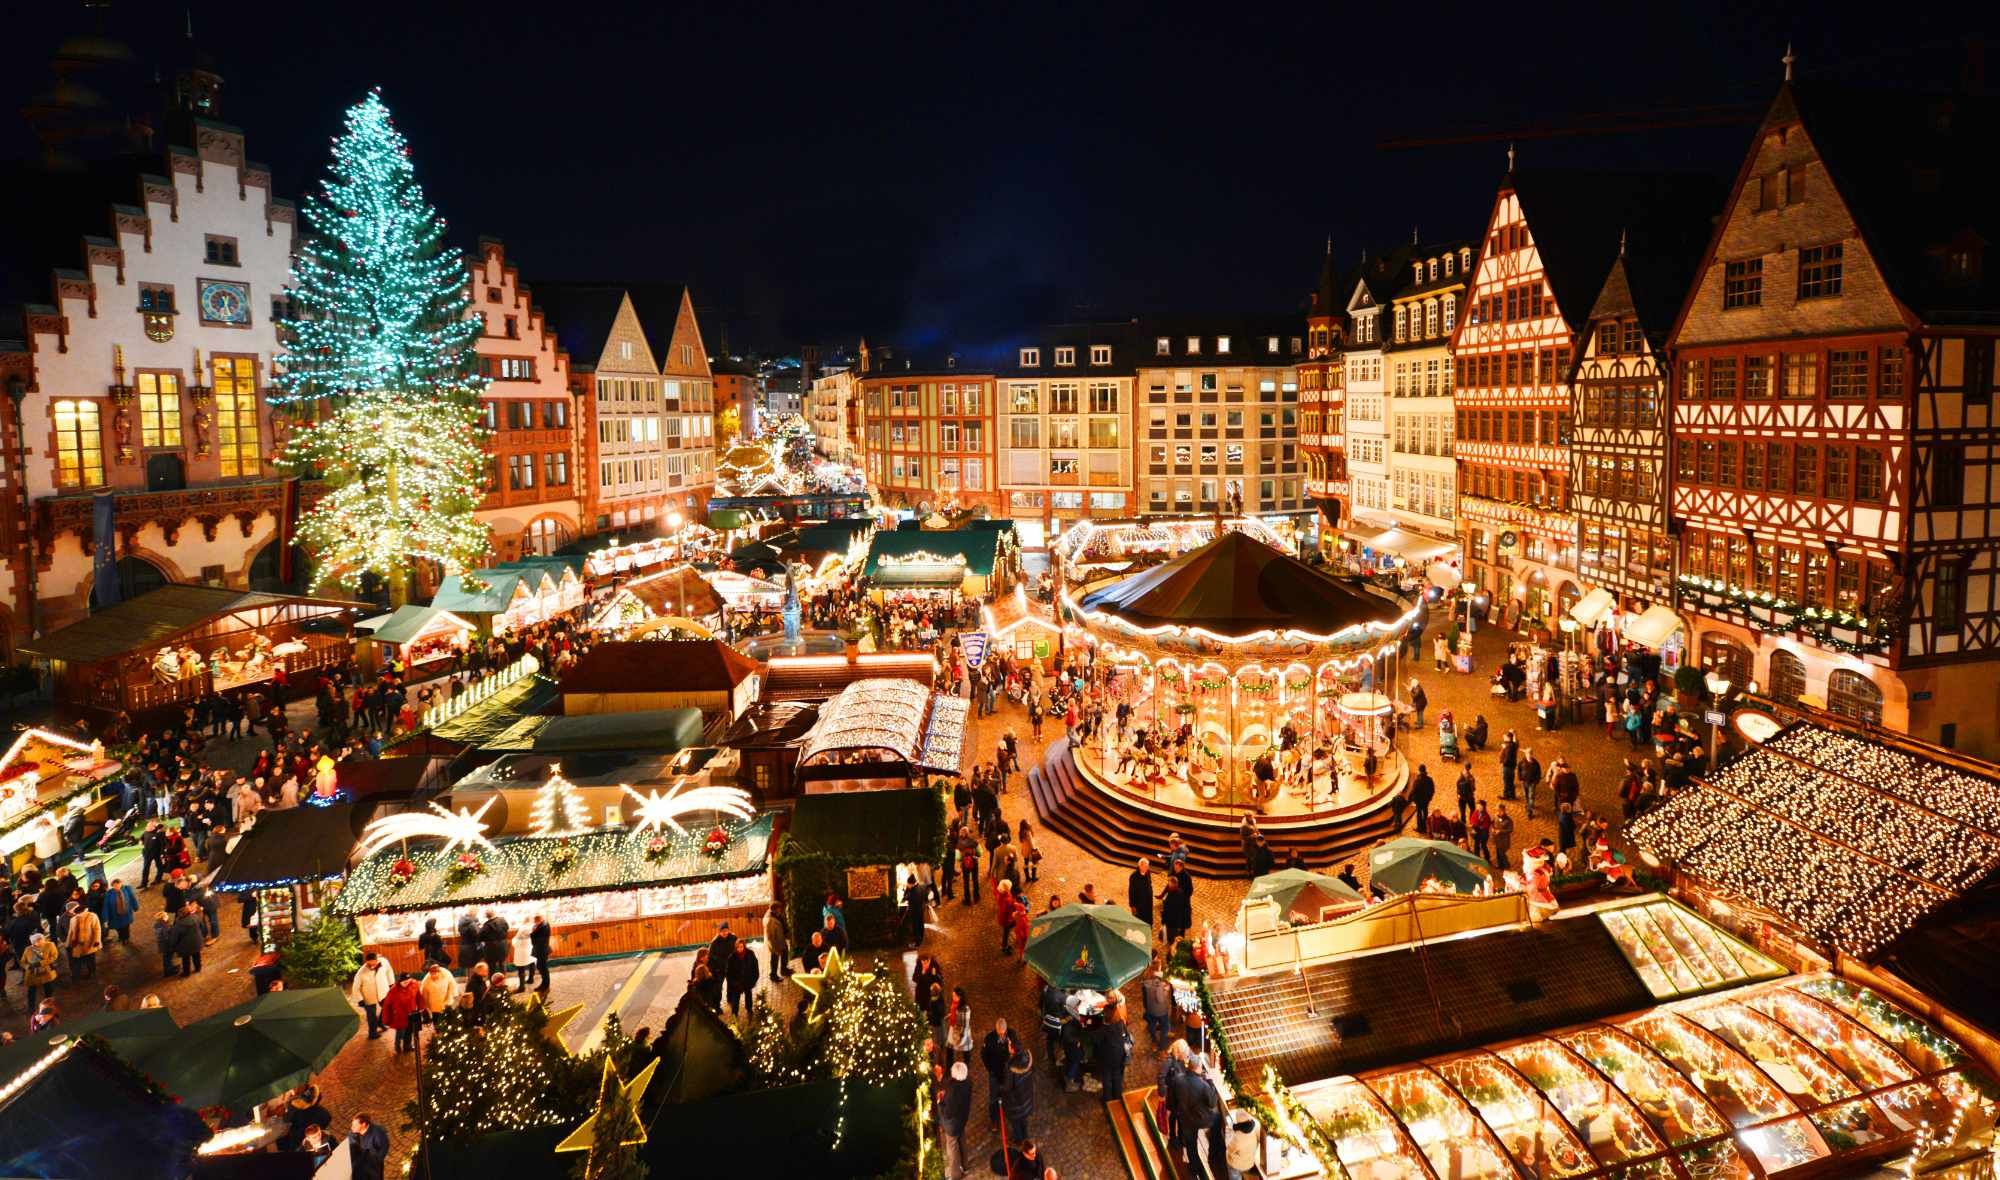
[0,1007,181,1077]
[136,987,359,1113]
[1367,836,1494,895]
[1246,868,1364,923]
[1024,903,1153,992]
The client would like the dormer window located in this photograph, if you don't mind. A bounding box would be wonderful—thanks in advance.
[1444,255,1455,276]
[1412,263,1424,283]
[1186,337,1201,354]
[1054,346,1075,366]
[1428,260,1439,281]
[1090,344,1111,365]
[1217,336,1232,355]
[1020,348,1040,367]
[1266,336,1279,354]
[1155,337,1171,356]
[1460,248,1472,271]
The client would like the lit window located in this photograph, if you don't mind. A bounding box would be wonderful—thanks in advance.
[1155,337,1171,356]
[136,372,182,448]
[211,356,261,477]
[1019,348,1040,367]
[1090,345,1111,366]
[1054,346,1075,366]
[1186,337,1201,354]
[53,400,104,488]
[1217,336,1232,354]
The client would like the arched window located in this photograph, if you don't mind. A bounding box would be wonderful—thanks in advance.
[1394,306,1408,342]
[1425,301,1440,338]
[1767,649,1807,703]
[1827,669,1884,725]
[524,517,573,557]
[88,555,168,610]
[1699,634,1752,687]
[1442,296,1456,334]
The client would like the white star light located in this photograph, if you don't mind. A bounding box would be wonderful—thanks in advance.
[354,796,498,860]
[620,779,754,837]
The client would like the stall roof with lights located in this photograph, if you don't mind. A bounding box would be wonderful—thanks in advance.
[212,803,363,893]
[1078,531,1401,638]
[1628,717,2000,959]
[16,585,366,666]
[559,640,758,697]
[861,529,1004,578]
[358,603,477,647]
[799,678,932,766]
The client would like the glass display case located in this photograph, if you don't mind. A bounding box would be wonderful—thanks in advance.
[1791,977,1971,1074]
[1433,1053,1596,1179]
[1596,898,1785,999]
[1497,1040,1668,1166]
[1620,1014,1797,1128]
[1684,1002,1858,1107]
[1742,989,1914,1091]
[1301,1080,1430,1180]
[1364,1068,1517,1180]
[1558,1026,1729,1146]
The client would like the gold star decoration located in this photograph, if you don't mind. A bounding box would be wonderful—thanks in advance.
[553,1055,659,1153]
[538,1001,587,1053]
[792,947,874,1020]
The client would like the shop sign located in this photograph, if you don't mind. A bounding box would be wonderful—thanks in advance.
[1032,637,1052,660]
[962,632,989,668]
[1703,710,1727,727]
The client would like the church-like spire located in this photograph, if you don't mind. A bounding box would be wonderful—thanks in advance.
[1782,42,1796,82]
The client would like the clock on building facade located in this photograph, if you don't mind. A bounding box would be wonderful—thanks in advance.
[197,279,251,326]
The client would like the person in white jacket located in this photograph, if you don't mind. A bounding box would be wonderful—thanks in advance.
[350,951,396,1040]
[510,924,535,989]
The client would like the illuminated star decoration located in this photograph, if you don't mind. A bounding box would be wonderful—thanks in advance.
[793,946,874,1021]
[353,797,497,860]
[620,779,754,838]
[552,1055,659,1153]
[538,1001,586,1052]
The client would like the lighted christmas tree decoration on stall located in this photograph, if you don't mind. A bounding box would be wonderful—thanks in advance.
[530,766,596,838]
[275,89,491,605]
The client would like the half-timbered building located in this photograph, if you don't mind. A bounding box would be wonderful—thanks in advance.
[1455,166,1714,632]
[1668,81,2000,751]
[1567,196,1719,648]
[1299,243,1348,533]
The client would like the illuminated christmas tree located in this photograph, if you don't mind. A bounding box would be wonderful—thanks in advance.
[275,91,490,604]
[821,957,928,1085]
[275,90,484,407]
[530,767,594,838]
[409,1000,570,1140]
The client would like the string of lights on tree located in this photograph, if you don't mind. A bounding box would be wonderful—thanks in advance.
[271,90,494,595]
[274,90,485,407]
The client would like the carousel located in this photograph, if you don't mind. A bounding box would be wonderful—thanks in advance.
[1062,531,1422,813]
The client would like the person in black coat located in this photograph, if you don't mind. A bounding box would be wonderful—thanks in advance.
[1160,877,1193,948]
[723,941,759,1017]
[1127,858,1153,928]
[477,911,509,975]
[1409,764,1436,835]
[529,915,552,990]
[416,919,447,969]
[456,913,481,972]
[980,1019,1017,1126]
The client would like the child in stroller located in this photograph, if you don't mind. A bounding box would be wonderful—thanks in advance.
[1437,710,1460,761]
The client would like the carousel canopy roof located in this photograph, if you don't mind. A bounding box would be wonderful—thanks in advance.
[1077,531,1404,638]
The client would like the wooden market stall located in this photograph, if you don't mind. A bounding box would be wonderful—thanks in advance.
[16,585,366,718]
[775,788,943,951]
[430,559,586,637]
[862,527,1015,601]
[211,802,364,947]
[335,814,776,975]
[585,565,726,636]
[0,726,122,871]
[354,604,476,676]
[558,639,761,723]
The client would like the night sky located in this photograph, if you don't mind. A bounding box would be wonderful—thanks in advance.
[2,3,1993,353]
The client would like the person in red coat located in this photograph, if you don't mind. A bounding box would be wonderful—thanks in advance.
[996,881,1020,956]
[380,973,423,1056]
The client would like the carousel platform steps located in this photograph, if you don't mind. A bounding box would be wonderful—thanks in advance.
[1108,1086,1196,1180]
[1028,739,1398,878]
